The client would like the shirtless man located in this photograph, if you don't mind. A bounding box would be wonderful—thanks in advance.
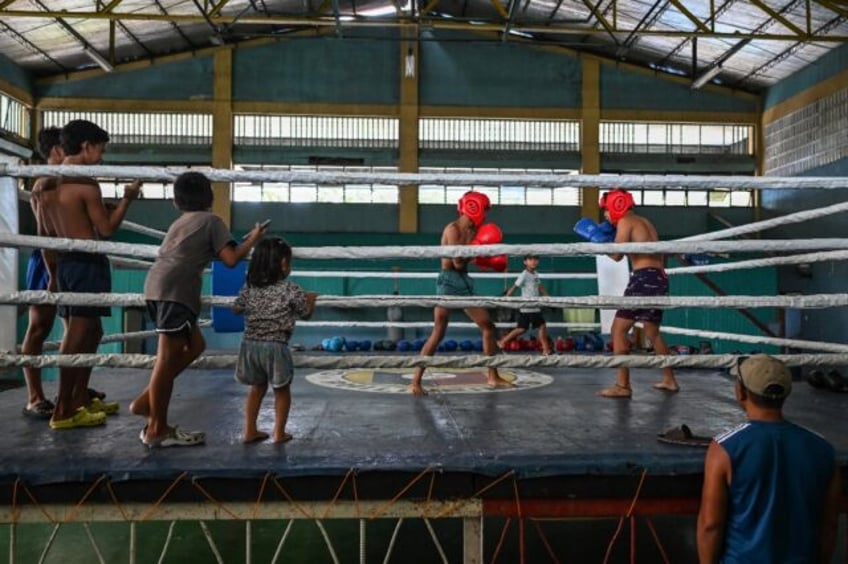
[597,188,679,398]
[39,119,142,429]
[408,191,512,396]
[20,127,64,419]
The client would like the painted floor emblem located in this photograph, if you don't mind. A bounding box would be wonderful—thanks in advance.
[306,368,553,394]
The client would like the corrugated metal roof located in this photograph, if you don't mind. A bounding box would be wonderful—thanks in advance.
[0,0,845,91]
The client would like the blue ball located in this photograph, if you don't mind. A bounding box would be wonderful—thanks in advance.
[444,339,458,351]
[359,339,372,351]
[346,340,359,352]
[473,339,483,351]
[397,340,411,352]
[412,338,425,351]
[330,337,344,352]
[321,338,332,350]
[459,340,474,351]
[437,343,446,352]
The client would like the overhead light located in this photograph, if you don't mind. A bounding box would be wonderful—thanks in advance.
[691,65,722,90]
[83,46,114,72]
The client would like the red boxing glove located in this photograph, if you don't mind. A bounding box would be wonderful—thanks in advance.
[471,223,503,246]
[474,255,508,272]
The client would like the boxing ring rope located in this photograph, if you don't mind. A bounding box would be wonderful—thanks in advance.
[2,352,847,370]
[4,164,848,190]
[4,290,848,309]
[5,232,848,260]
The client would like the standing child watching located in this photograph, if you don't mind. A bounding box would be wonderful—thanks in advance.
[130,171,266,447]
[233,238,317,444]
[497,254,552,355]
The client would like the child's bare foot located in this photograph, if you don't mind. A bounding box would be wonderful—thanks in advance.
[541,349,553,356]
[273,432,293,444]
[496,339,506,351]
[652,381,680,393]
[487,375,514,389]
[243,431,270,444]
[598,384,632,398]
[408,383,428,396]
[128,400,149,417]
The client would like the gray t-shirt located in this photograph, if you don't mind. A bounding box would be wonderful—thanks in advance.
[234,280,309,342]
[514,269,541,313]
[144,211,234,314]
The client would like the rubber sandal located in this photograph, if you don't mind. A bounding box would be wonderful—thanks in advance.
[50,407,106,430]
[806,370,827,389]
[823,370,848,393]
[87,397,120,415]
[22,399,54,420]
[143,426,206,448]
[657,424,711,447]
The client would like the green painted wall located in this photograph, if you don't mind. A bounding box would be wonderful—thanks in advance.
[600,65,758,112]
[233,33,399,104]
[36,57,214,100]
[764,43,848,110]
[0,53,32,93]
[419,31,582,108]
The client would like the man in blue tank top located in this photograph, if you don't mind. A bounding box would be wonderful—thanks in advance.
[697,355,840,563]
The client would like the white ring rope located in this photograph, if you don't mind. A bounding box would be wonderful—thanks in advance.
[3,164,848,190]
[5,290,848,309]
[17,190,168,240]
[1,352,846,370]
[30,322,845,355]
[7,232,848,260]
[678,200,848,242]
[665,250,848,275]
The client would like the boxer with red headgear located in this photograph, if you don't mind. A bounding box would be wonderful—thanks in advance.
[408,191,512,396]
[599,188,635,226]
[457,190,490,227]
[598,188,679,398]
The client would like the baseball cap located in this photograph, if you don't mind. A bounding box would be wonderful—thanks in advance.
[730,354,792,399]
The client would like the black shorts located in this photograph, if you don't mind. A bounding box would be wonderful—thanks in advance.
[516,311,546,330]
[616,267,668,325]
[57,252,112,318]
[147,300,197,337]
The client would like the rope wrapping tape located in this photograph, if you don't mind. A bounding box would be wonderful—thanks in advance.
[2,353,848,369]
[3,165,848,190]
[5,291,848,309]
[6,232,848,259]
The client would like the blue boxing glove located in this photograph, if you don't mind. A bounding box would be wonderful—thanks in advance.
[573,218,616,243]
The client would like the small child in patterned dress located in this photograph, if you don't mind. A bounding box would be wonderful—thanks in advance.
[233,238,317,443]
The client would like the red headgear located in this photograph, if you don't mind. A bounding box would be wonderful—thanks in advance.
[599,188,635,225]
[457,191,490,227]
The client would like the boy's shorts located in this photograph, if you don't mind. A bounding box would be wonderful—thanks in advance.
[26,250,50,291]
[146,300,197,337]
[516,311,546,330]
[57,252,111,318]
[436,270,474,296]
[235,339,294,389]
[615,267,668,325]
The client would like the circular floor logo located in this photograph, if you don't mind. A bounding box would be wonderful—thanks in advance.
[305,368,552,394]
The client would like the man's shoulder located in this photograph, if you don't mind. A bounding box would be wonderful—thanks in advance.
[58,176,100,190]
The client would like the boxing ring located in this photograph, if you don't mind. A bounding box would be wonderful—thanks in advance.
[2,165,848,563]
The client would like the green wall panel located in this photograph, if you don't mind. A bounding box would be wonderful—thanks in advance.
[419,31,581,108]
[232,36,399,104]
[0,53,32,93]
[36,57,214,100]
[764,43,848,110]
[600,65,757,112]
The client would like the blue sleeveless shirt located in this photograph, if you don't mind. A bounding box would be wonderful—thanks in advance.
[717,420,835,563]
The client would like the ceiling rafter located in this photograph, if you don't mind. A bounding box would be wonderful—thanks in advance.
[814,0,848,19]
[0,20,66,71]
[100,0,124,13]
[666,0,712,33]
[581,0,621,44]
[153,0,198,49]
[209,0,233,17]
[747,0,806,36]
[655,0,738,67]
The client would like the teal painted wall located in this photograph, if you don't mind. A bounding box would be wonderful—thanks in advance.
[36,56,214,100]
[419,31,581,108]
[764,43,848,110]
[600,65,757,112]
[0,53,31,93]
[233,34,399,104]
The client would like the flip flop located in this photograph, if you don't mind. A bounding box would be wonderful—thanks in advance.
[657,424,712,447]
[22,399,55,420]
[806,370,827,389]
[143,426,206,448]
[823,370,848,393]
